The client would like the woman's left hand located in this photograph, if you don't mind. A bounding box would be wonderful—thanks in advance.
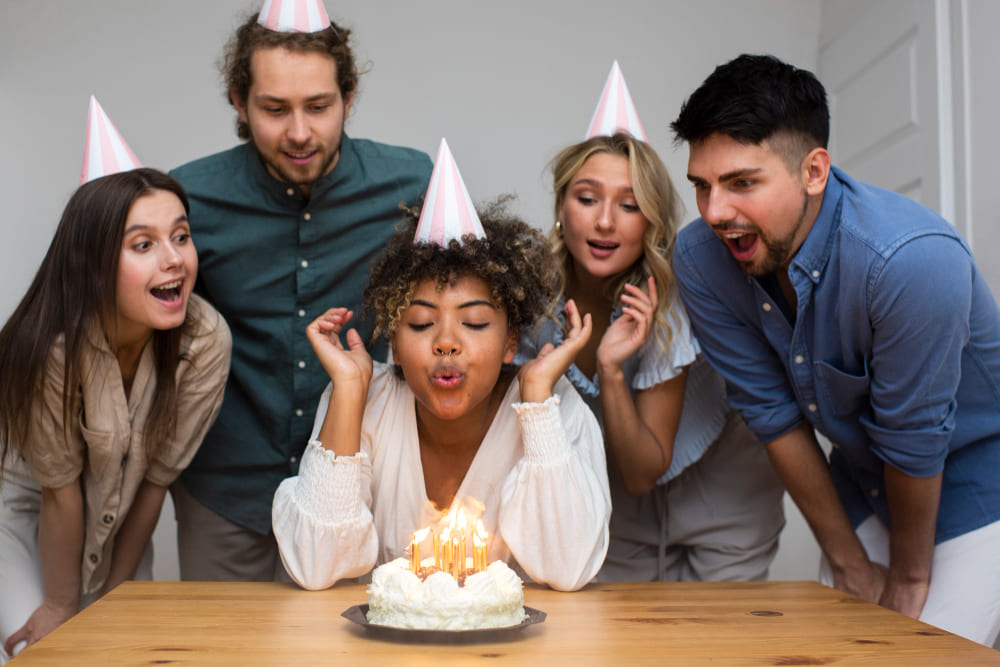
[4,601,75,656]
[518,298,592,403]
[597,277,658,373]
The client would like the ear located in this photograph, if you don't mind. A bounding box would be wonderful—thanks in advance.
[343,90,356,119]
[230,86,249,125]
[503,327,518,365]
[801,147,831,197]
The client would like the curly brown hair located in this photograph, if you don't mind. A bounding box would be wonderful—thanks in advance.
[365,199,558,341]
[221,11,359,140]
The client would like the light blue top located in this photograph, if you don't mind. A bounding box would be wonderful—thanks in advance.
[517,290,729,483]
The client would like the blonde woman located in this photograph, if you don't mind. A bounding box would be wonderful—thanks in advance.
[519,132,784,581]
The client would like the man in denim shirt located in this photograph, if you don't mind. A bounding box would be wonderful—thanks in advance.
[671,54,1000,646]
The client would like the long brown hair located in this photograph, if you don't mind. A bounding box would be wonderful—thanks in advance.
[0,169,193,468]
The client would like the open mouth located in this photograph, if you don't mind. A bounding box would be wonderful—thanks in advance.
[151,279,183,303]
[284,149,317,165]
[587,239,619,257]
[721,231,759,261]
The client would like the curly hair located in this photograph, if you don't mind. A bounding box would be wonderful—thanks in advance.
[221,12,359,140]
[548,132,683,354]
[364,199,558,341]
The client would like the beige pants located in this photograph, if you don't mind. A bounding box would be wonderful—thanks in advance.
[170,481,292,583]
[0,457,151,661]
[599,410,786,582]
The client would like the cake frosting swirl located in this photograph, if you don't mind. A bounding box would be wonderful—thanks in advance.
[366,557,528,630]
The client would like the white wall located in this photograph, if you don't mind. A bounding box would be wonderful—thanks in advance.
[1,1,823,581]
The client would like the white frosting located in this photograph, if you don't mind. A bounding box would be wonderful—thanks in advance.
[366,558,528,629]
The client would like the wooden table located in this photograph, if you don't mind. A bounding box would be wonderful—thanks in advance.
[11,580,999,665]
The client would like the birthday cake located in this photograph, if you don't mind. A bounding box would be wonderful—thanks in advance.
[366,557,528,630]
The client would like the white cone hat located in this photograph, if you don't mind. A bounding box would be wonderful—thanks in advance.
[414,139,486,246]
[585,61,647,141]
[257,0,330,33]
[80,96,141,185]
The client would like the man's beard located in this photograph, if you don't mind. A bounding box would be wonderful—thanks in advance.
[738,189,810,277]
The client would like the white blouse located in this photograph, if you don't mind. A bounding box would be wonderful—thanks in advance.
[272,362,611,592]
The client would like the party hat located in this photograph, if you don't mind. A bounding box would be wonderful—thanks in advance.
[258,0,331,33]
[414,139,486,246]
[585,61,647,141]
[80,96,141,185]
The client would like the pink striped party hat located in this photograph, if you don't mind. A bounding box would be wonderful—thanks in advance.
[80,96,141,185]
[414,139,486,246]
[585,61,647,141]
[257,0,331,33]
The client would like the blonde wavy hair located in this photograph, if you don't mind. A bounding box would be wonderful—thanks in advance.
[548,132,684,353]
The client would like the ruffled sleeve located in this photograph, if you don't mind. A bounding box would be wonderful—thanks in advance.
[633,290,700,390]
[272,374,382,590]
[498,376,611,591]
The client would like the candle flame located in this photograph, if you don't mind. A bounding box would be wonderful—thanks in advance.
[412,527,431,544]
[474,519,487,542]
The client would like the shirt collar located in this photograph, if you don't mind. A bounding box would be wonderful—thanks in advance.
[789,166,845,285]
[246,134,357,203]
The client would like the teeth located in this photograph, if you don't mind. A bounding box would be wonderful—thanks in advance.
[157,280,182,290]
[722,232,745,239]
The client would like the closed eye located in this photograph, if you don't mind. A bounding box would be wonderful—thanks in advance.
[464,322,489,330]
[407,322,432,331]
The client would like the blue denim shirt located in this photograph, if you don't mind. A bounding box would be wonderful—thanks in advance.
[673,167,1000,543]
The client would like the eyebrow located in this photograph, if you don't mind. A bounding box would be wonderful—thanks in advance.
[254,92,336,104]
[123,215,188,236]
[410,299,496,310]
[570,177,633,193]
[687,167,763,184]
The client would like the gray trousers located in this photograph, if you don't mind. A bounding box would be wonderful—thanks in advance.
[599,410,786,582]
[170,481,292,583]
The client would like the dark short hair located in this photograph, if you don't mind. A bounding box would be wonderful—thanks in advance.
[221,12,358,140]
[364,199,558,341]
[671,54,830,163]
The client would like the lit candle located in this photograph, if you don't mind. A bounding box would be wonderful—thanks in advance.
[457,509,468,572]
[409,527,430,573]
[440,527,452,574]
[473,520,488,572]
[433,530,441,569]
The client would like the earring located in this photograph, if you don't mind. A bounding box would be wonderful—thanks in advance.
[554,220,563,235]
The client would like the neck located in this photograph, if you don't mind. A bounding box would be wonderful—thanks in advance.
[416,373,512,455]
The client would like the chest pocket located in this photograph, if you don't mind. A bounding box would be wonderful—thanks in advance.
[813,359,870,420]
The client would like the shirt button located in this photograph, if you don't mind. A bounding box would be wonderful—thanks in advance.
[303,212,311,221]
[295,409,303,417]
[300,260,309,269]
[298,309,306,317]
[812,270,820,278]
[808,403,817,413]
[286,188,295,196]
[290,456,298,464]
[297,360,306,369]
[102,513,114,525]
[870,488,880,498]
[795,355,804,364]
[762,303,772,312]
[89,553,99,564]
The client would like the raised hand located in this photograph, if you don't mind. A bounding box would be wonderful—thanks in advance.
[597,277,658,373]
[518,299,592,403]
[305,308,373,392]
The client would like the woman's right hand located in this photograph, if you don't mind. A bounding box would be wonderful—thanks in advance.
[597,277,658,374]
[4,600,76,656]
[305,308,373,391]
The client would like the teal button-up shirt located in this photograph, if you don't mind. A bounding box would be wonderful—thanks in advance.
[171,135,431,533]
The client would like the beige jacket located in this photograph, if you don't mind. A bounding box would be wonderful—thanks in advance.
[23,294,231,594]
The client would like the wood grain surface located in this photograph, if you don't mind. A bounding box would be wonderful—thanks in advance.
[11,580,1000,665]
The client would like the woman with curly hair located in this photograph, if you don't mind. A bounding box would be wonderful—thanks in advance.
[519,131,785,582]
[272,201,611,592]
